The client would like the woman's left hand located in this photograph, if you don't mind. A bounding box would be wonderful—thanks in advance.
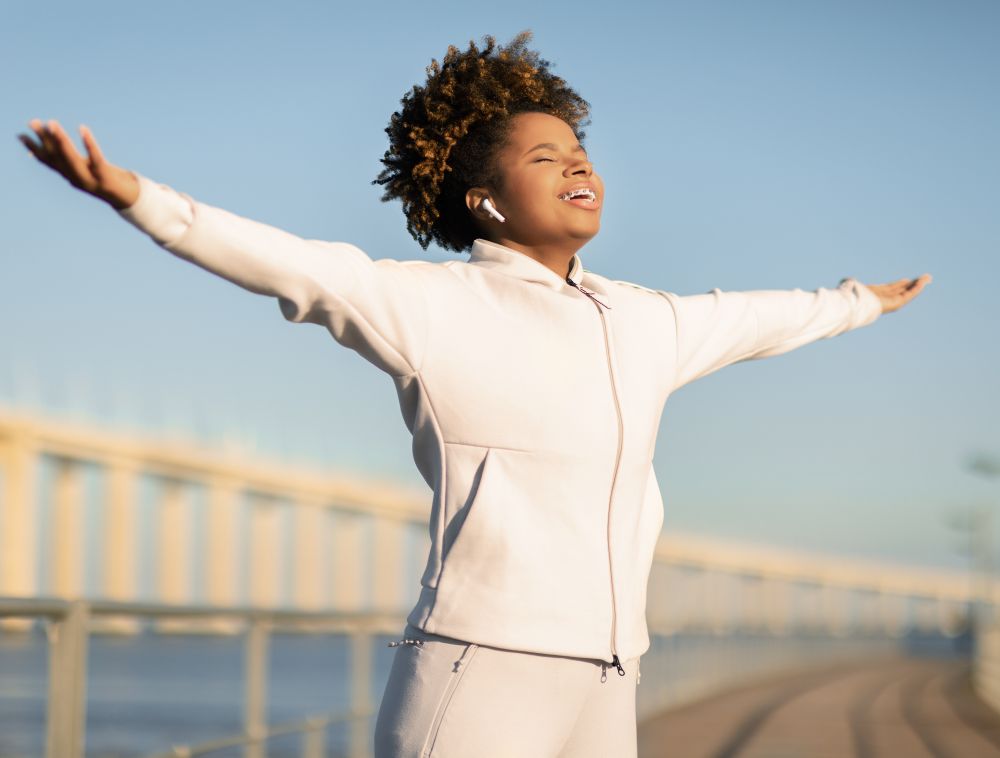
[862,274,932,314]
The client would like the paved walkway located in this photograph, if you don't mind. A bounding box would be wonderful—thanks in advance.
[638,656,1000,758]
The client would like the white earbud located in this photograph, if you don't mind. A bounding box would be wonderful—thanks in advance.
[481,198,506,223]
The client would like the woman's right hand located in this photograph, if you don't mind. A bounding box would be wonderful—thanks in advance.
[17,118,139,210]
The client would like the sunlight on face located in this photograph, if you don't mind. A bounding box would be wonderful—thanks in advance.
[485,112,604,252]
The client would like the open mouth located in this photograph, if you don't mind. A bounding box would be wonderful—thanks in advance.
[558,187,599,211]
[558,187,597,203]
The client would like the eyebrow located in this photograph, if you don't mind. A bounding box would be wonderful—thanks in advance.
[523,142,588,157]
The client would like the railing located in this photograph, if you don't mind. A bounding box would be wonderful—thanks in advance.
[0,408,985,753]
[0,598,402,758]
[0,408,977,635]
[3,597,978,758]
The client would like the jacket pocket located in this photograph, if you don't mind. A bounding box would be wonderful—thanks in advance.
[431,446,610,630]
[435,446,506,591]
[439,446,495,567]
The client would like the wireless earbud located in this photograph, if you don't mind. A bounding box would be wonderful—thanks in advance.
[481,198,506,223]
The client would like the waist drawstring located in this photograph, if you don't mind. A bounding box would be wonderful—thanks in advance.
[387,637,424,648]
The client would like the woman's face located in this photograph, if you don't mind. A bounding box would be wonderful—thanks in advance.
[469,112,604,251]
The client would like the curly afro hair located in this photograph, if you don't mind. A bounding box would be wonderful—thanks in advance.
[372,31,591,253]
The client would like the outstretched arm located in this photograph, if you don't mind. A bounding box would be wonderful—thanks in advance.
[18,119,429,377]
[659,273,931,392]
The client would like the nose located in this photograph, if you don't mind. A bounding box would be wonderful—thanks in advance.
[565,156,593,177]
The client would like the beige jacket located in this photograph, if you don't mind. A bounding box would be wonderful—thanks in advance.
[118,172,883,669]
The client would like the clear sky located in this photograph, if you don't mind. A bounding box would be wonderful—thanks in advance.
[2,0,998,573]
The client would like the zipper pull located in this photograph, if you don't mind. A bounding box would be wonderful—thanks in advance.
[600,662,607,683]
[566,277,611,310]
[612,654,625,677]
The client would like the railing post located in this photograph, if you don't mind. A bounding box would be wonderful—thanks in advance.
[51,457,86,598]
[102,458,139,601]
[349,630,373,758]
[46,600,90,758]
[249,496,284,608]
[302,716,326,758]
[244,618,270,758]
[372,517,404,612]
[332,512,365,611]
[159,479,193,606]
[292,502,326,610]
[0,435,41,604]
[205,476,243,634]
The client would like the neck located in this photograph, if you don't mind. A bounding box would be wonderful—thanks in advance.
[490,237,583,280]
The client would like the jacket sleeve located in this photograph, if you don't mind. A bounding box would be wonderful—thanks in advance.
[658,278,883,392]
[116,172,428,376]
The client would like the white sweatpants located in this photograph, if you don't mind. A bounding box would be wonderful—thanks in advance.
[374,623,640,758]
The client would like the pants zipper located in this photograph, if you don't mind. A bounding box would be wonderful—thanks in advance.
[423,643,479,757]
[566,277,626,681]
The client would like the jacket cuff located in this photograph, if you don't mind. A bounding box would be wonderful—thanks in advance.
[838,277,883,329]
[116,171,194,247]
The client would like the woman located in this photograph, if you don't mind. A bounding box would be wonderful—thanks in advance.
[19,31,929,758]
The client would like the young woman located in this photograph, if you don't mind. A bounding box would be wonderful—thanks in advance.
[20,31,929,758]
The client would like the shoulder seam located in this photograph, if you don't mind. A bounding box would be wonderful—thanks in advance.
[610,278,662,296]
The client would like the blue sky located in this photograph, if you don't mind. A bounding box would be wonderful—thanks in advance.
[2,0,998,573]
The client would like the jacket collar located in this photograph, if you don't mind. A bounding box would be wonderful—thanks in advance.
[468,238,584,290]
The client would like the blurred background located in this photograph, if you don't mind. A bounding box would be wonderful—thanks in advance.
[1,1,998,757]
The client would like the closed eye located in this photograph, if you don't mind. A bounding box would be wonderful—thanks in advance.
[533,156,556,162]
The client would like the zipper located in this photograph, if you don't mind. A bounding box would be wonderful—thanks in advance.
[566,278,611,311]
[423,643,480,755]
[567,276,626,681]
[601,656,626,683]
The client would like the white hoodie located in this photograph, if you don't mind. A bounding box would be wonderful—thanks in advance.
[117,172,883,670]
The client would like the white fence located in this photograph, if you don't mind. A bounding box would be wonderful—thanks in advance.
[0,407,979,753]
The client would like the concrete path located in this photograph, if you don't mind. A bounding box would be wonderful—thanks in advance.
[638,656,1000,758]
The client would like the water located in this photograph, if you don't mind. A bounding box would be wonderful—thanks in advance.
[0,628,400,758]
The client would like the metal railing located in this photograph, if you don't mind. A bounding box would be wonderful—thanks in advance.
[2,596,978,757]
[0,597,403,758]
[0,409,984,754]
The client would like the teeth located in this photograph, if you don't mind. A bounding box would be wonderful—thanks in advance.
[559,188,596,202]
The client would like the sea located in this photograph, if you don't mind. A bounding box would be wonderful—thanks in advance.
[0,628,400,758]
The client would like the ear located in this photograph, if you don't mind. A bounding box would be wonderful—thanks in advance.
[465,187,492,221]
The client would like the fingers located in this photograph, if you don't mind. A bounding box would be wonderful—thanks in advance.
[882,274,931,295]
[24,118,71,176]
[20,118,99,191]
[17,132,46,162]
[20,119,55,165]
[864,273,932,315]
[901,274,931,298]
[79,124,108,170]
[45,120,95,188]
[891,273,932,312]
[34,120,66,167]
